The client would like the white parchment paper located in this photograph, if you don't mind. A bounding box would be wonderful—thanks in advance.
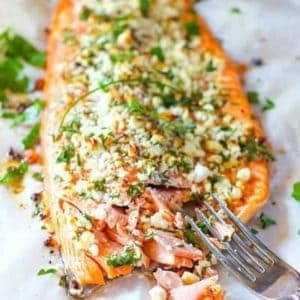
[0,1,299,299]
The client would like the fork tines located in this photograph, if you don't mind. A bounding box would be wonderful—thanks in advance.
[184,195,276,283]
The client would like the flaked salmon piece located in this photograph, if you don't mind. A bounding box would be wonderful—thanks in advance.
[149,188,191,212]
[170,276,224,300]
[154,268,182,290]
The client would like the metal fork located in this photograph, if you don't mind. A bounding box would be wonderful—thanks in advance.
[184,195,300,300]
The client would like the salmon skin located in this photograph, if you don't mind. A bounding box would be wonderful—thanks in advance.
[43,0,269,298]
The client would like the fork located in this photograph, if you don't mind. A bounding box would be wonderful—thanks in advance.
[184,195,300,300]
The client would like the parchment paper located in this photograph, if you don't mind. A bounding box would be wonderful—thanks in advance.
[0,1,299,299]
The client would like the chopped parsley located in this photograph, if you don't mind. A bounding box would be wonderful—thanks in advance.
[250,228,259,235]
[0,28,46,67]
[259,213,277,229]
[56,144,75,164]
[205,60,217,72]
[150,46,165,62]
[262,99,275,111]
[243,139,275,162]
[107,245,140,267]
[291,182,300,202]
[139,0,151,17]
[37,268,57,276]
[231,7,242,14]
[80,7,93,20]
[182,228,199,246]
[32,172,43,182]
[184,20,200,36]
[22,123,40,149]
[127,183,143,197]
[247,91,260,104]
[110,51,134,63]
[0,161,28,185]
[94,179,107,192]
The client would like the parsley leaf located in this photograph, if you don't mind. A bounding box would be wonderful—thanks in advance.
[107,245,140,267]
[243,139,276,162]
[150,46,165,62]
[127,183,143,197]
[182,229,199,246]
[262,99,275,111]
[247,91,260,104]
[259,213,277,229]
[0,28,46,67]
[37,268,57,276]
[184,21,200,36]
[0,161,28,185]
[231,7,242,14]
[139,0,151,17]
[205,60,217,72]
[32,172,43,182]
[80,7,93,20]
[291,182,300,202]
[22,123,40,149]
[56,144,75,164]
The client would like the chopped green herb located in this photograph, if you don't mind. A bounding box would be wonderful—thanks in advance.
[247,91,260,104]
[259,213,277,229]
[84,214,93,223]
[110,51,134,63]
[0,161,28,185]
[291,182,300,202]
[231,7,242,14]
[0,28,46,67]
[184,20,200,36]
[243,139,276,162]
[22,123,40,149]
[107,245,140,267]
[37,268,57,276]
[32,172,43,182]
[139,0,151,17]
[127,183,143,197]
[56,144,75,164]
[150,46,165,62]
[94,179,107,192]
[205,60,217,72]
[182,229,199,246]
[262,99,275,111]
[80,7,93,20]
[197,221,208,233]
[175,159,192,172]
[250,228,259,235]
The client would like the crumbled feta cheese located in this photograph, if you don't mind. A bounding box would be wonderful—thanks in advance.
[149,286,167,300]
[231,186,242,199]
[237,168,251,181]
[150,211,171,230]
[188,163,209,183]
[181,271,200,285]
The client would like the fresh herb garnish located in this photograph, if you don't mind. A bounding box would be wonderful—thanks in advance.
[94,179,107,192]
[291,182,300,202]
[32,172,43,182]
[205,60,217,72]
[22,123,40,149]
[110,51,134,63]
[247,91,260,104]
[197,221,208,233]
[107,245,140,267]
[80,7,93,20]
[182,228,199,246]
[37,268,57,276]
[0,161,28,185]
[127,183,143,197]
[231,7,242,14]
[259,213,277,229]
[150,46,165,62]
[184,20,200,36]
[243,139,275,162]
[0,28,46,67]
[56,144,75,164]
[250,228,259,235]
[262,99,275,111]
[139,0,151,17]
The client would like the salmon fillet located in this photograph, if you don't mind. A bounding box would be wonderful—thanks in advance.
[42,0,270,298]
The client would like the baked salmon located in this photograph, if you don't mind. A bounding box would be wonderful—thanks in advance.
[43,0,270,298]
